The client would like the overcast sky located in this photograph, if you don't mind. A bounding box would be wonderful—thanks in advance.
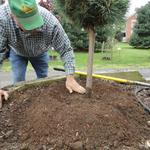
[127,0,149,16]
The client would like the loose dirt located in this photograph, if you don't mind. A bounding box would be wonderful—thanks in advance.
[0,78,150,150]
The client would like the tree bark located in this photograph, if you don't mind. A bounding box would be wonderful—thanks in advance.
[86,27,95,98]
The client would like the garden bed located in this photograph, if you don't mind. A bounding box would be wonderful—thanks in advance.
[0,77,150,150]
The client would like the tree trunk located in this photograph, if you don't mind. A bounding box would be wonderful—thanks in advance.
[86,27,95,97]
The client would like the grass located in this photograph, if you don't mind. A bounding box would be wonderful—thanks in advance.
[75,42,150,71]
[1,42,150,72]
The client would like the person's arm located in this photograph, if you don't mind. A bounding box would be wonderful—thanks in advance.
[0,20,9,107]
[0,20,7,69]
[51,21,75,75]
[51,21,86,94]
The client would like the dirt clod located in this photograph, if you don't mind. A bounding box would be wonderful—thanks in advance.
[20,143,29,150]
[70,141,84,150]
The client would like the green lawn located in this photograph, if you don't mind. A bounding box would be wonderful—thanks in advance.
[1,42,150,72]
[75,42,150,71]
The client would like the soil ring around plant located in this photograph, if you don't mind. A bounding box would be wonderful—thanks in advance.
[0,76,150,150]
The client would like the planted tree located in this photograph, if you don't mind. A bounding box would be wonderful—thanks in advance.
[129,2,150,48]
[55,0,129,96]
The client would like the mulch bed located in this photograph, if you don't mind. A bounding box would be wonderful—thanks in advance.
[0,78,150,150]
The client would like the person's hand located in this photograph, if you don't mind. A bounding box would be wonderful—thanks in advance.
[0,90,9,108]
[66,75,86,94]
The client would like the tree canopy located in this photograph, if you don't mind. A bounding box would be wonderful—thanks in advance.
[129,2,150,48]
[55,0,129,29]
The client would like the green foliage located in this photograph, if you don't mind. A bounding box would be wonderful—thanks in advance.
[62,21,88,50]
[95,25,116,51]
[53,0,128,51]
[130,2,150,48]
[114,21,126,42]
[55,0,129,29]
[62,21,116,51]
[115,31,124,42]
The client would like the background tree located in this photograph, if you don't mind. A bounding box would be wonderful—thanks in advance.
[55,0,129,96]
[39,0,54,12]
[129,2,150,48]
[63,21,115,52]
[114,22,126,42]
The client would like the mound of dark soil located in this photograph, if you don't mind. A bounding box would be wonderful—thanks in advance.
[0,78,150,150]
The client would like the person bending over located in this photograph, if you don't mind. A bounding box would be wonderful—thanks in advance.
[0,0,86,108]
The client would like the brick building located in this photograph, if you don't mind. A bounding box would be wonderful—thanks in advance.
[125,14,137,42]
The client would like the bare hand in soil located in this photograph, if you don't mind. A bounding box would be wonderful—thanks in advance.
[66,75,86,94]
[0,90,9,108]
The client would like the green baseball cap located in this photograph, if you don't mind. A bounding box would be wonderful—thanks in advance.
[8,0,44,30]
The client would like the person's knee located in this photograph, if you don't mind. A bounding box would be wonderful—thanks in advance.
[12,71,25,84]
[37,70,48,79]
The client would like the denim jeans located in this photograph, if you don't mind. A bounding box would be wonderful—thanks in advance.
[9,49,49,84]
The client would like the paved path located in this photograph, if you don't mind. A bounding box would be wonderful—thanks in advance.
[1,68,150,88]
[0,70,65,88]
[138,68,150,81]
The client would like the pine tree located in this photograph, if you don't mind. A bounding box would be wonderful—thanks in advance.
[55,0,129,96]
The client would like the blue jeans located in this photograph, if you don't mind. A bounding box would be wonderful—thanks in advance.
[9,49,49,84]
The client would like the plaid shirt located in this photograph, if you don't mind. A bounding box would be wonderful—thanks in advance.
[0,4,75,75]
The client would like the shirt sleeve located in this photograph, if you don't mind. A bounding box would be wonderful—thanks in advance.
[0,20,7,69]
[51,21,75,75]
